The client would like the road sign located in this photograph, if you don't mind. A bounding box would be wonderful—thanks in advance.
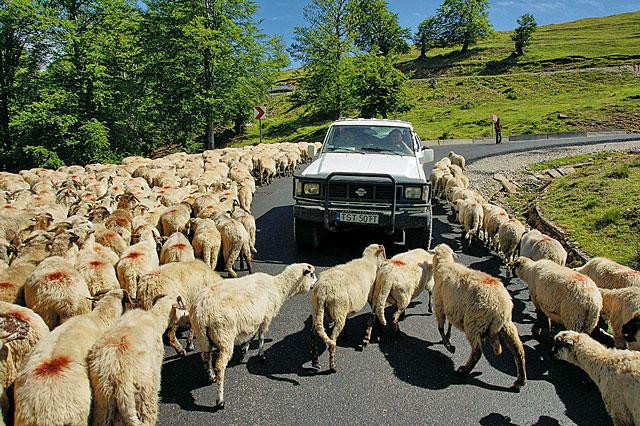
[254,106,266,120]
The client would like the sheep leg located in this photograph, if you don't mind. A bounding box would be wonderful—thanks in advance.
[427,291,433,314]
[225,244,240,278]
[309,325,320,369]
[214,347,233,409]
[167,320,186,357]
[457,341,482,376]
[391,308,405,336]
[532,308,551,341]
[362,313,375,348]
[240,341,250,361]
[500,322,527,390]
[256,322,270,362]
[186,329,195,352]
[437,323,455,354]
[137,384,159,425]
[328,317,345,372]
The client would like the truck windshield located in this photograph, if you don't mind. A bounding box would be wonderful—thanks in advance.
[323,125,415,156]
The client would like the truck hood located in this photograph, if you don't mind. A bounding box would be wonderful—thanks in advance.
[300,153,425,182]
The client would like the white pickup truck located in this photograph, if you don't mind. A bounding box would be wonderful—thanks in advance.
[293,118,434,250]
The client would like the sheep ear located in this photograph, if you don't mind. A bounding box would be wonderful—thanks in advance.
[377,244,386,259]
[176,295,186,310]
[302,264,314,275]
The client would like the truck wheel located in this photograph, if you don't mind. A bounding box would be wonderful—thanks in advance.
[294,217,321,250]
[405,224,432,250]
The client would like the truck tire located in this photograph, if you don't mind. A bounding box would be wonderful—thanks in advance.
[404,209,432,250]
[294,217,321,250]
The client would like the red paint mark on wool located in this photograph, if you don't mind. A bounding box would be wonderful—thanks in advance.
[3,205,15,209]
[168,209,179,215]
[481,277,500,286]
[9,311,30,323]
[104,231,118,240]
[0,282,15,289]
[88,260,104,268]
[106,335,130,352]
[171,243,188,251]
[35,356,71,377]
[390,259,406,266]
[572,272,589,283]
[125,251,143,260]
[114,218,130,227]
[44,271,70,282]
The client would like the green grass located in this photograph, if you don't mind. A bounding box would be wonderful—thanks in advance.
[235,11,640,145]
[528,152,625,171]
[534,153,640,266]
[395,11,640,78]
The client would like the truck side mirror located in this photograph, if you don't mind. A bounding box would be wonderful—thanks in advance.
[419,149,434,164]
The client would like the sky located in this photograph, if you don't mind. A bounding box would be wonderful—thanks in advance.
[254,0,640,67]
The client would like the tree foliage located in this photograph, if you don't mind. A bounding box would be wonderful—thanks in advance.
[415,16,441,59]
[512,13,537,56]
[0,0,286,171]
[348,0,410,56]
[435,0,493,53]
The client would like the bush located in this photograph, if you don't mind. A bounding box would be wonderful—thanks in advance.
[21,146,65,170]
[595,207,623,229]
[584,199,600,210]
[507,92,517,100]
[606,164,630,179]
[69,119,114,165]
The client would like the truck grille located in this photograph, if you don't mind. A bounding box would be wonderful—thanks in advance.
[328,182,394,202]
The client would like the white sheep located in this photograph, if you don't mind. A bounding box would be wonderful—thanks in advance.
[575,257,640,289]
[514,257,602,339]
[599,286,640,350]
[212,211,253,278]
[447,151,466,170]
[13,289,128,426]
[75,255,120,296]
[498,218,526,269]
[190,218,222,270]
[159,232,195,265]
[311,244,386,372]
[24,256,91,329]
[363,249,434,345]
[87,294,185,426]
[159,202,192,237]
[116,228,160,299]
[432,243,526,389]
[519,229,567,266]
[553,331,640,426]
[190,263,316,408]
[0,261,36,305]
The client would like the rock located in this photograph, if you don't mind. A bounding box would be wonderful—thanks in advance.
[547,169,563,179]
[493,173,519,194]
[534,173,549,181]
[558,113,569,119]
[558,166,576,175]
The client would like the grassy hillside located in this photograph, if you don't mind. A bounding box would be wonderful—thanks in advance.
[235,11,640,146]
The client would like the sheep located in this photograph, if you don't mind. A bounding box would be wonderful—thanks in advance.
[13,231,52,266]
[514,257,602,339]
[231,206,257,255]
[76,255,120,296]
[116,229,160,299]
[0,303,49,423]
[159,232,195,265]
[159,202,192,237]
[137,260,222,356]
[190,218,222,270]
[498,218,526,269]
[482,204,508,249]
[310,244,386,372]
[432,243,526,390]
[552,331,640,426]
[212,211,252,278]
[575,257,640,289]
[459,199,484,247]
[190,263,316,408]
[258,157,277,185]
[24,256,91,329]
[13,289,129,426]
[363,248,434,346]
[434,157,451,170]
[598,286,640,350]
[95,228,129,257]
[519,229,567,266]
[87,294,184,426]
[448,151,466,170]
[0,261,36,305]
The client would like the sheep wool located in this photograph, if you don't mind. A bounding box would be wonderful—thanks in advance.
[576,257,640,289]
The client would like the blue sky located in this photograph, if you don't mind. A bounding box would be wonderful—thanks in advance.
[255,0,640,67]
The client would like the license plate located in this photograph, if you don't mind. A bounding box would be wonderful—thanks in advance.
[336,211,379,224]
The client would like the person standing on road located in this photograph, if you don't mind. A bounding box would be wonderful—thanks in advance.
[494,117,503,144]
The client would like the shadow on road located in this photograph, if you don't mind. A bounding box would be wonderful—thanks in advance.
[160,352,218,413]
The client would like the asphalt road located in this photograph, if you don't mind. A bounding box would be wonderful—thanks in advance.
[157,136,639,425]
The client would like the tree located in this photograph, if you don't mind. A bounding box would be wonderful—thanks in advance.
[436,0,492,53]
[512,13,537,56]
[351,53,411,118]
[415,16,440,59]
[348,0,410,56]
[291,0,355,119]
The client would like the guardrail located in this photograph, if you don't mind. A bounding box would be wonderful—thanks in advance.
[421,130,634,147]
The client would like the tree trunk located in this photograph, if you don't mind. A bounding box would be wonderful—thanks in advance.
[515,43,523,56]
[203,0,215,149]
[206,119,215,150]
[419,38,426,59]
[461,38,469,53]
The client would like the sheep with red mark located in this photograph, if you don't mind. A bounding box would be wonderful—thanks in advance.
[432,243,526,390]
[76,256,120,296]
[13,289,128,426]
[212,211,253,278]
[137,260,222,356]
[311,244,386,372]
[598,286,640,350]
[95,228,128,257]
[116,229,160,299]
[190,218,222,270]
[88,294,184,426]
[514,257,603,339]
[159,232,195,265]
[159,202,192,237]
[0,261,36,305]
[24,256,91,329]
[190,262,316,408]
[519,229,567,266]
[482,204,508,250]
[575,257,640,289]
[0,303,49,423]
[363,249,434,346]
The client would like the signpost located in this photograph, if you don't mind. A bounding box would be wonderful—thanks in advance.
[254,106,266,144]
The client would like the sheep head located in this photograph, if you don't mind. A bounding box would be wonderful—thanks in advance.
[622,313,640,347]
[551,330,583,363]
[363,244,386,266]
[0,314,31,350]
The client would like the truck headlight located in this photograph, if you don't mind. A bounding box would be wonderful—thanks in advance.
[404,186,422,199]
[303,183,320,196]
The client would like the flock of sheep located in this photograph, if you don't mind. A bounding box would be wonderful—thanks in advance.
[0,144,638,425]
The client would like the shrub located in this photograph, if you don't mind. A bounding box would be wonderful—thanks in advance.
[584,199,599,210]
[606,164,630,179]
[21,146,65,170]
[595,207,623,229]
[507,92,517,100]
